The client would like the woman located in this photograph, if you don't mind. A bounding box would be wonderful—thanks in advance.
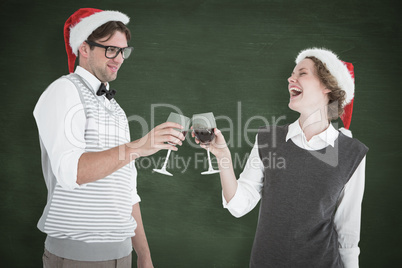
[194,48,368,267]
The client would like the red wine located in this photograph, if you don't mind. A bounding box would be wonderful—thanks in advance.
[194,128,215,144]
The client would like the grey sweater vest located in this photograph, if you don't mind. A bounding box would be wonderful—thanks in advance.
[251,125,368,268]
[41,74,135,261]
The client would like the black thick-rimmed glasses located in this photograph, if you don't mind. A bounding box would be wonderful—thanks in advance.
[85,40,133,59]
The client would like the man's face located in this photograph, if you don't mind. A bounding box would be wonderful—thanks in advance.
[87,31,128,83]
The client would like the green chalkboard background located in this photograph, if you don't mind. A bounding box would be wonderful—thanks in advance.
[0,0,400,267]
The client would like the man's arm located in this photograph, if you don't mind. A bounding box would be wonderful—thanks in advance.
[131,203,154,268]
[77,122,185,185]
[34,78,87,190]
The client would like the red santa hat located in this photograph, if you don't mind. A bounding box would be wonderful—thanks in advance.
[63,8,130,73]
[295,48,355,130]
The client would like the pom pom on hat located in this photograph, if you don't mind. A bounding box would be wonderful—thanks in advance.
[64,8,130,73]
[296,48,355,130]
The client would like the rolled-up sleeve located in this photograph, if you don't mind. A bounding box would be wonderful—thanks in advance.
[34,78,86,190]
[223,136,264,218]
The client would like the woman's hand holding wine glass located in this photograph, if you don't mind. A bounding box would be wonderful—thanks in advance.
[192,112,224,175]
[193,128,230,160]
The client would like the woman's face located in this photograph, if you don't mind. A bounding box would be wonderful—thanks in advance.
[287,58,330,116]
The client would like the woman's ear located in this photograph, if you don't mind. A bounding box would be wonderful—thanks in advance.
[323,88,331,94]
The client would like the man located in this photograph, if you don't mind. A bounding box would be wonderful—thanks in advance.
[34,8,184,267]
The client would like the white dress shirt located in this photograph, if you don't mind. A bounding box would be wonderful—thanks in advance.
[223,120,366,268]
[34,66,140,204]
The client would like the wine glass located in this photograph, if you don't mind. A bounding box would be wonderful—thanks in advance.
[153,112,190,176]
[192,112,220,175]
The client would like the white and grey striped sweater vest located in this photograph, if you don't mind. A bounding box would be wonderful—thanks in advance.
[43,74,137,243]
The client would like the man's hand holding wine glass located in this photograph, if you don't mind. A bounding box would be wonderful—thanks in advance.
[131,122,185,158]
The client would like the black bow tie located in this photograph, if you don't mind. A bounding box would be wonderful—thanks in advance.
[96,83,116,100]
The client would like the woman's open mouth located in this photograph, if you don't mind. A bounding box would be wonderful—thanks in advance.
[289,87,303,98]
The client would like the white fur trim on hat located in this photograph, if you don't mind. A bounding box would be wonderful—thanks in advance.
[295,48,354,106]
[69,10,129,56]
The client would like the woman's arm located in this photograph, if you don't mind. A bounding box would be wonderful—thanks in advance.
[334,156,367,268]
[193,128,238,202]
[193,129,264,217]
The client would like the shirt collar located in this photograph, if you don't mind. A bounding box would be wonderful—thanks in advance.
[75,66,109,93]
[286,119,339,147]
[286,120,303,142]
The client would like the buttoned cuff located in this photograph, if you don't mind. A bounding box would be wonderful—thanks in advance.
[339,247,360,268]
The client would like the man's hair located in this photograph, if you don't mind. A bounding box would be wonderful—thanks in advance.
[306,56,346,120]
[87,21,131,43]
